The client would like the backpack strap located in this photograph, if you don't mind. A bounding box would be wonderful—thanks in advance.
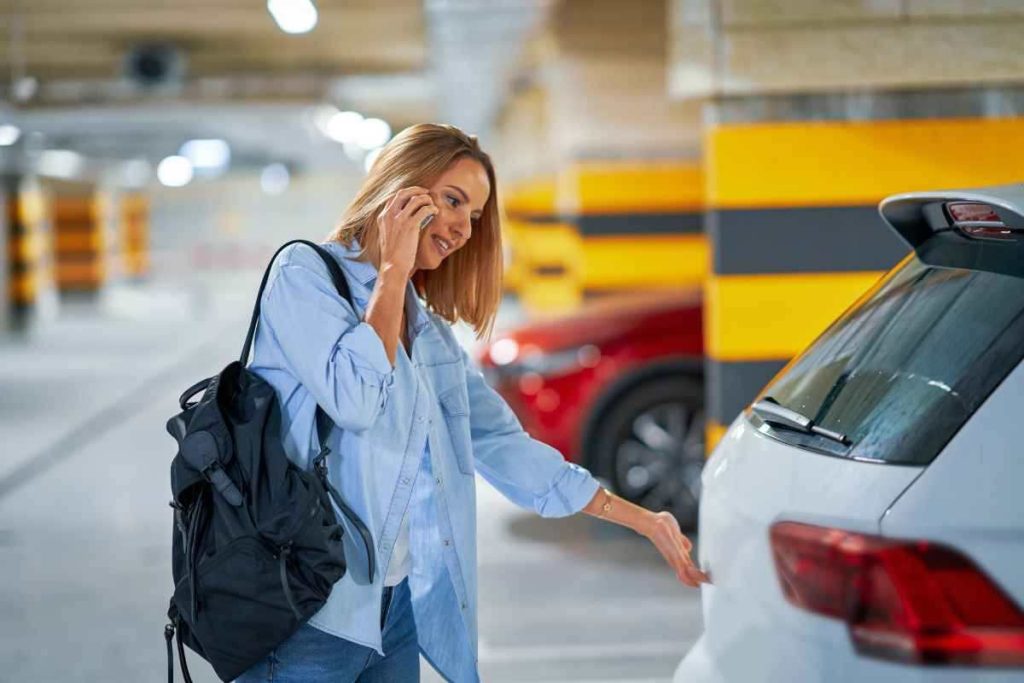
[241,239,377,583]
[164,609,195,683]
[314,409,377,583]
[239,239,354,365]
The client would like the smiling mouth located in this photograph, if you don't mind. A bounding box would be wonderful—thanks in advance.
[432,235,452,256]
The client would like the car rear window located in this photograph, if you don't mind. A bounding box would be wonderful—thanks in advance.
[752,255,1024,465]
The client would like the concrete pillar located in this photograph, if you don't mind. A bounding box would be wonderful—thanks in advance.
[120,193,150,281]
[562,161,705,297]
[4,175,57,330]
[0,180,8,333]
[501,174,581,313]
[495,0,706,315]
[50,182,108,297]
[668,0,1024,448]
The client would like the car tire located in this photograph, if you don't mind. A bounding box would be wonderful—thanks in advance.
[588,375,705,530]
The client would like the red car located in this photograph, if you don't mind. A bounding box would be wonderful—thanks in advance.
[477,290,706,528]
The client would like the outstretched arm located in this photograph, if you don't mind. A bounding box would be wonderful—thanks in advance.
[580,487,709,587]
[458,342,709,587]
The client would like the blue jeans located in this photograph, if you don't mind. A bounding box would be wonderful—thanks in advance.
[234,578,420,682]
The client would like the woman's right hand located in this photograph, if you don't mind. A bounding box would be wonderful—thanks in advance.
[377,186,437,275]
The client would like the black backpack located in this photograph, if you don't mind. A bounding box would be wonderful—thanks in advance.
[163,239,376,683]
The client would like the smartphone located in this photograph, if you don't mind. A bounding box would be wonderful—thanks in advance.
[419,213,435,231]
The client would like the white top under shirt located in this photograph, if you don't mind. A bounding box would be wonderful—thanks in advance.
[384,324,416,588]
[383,435,429,586]
[384,512,411,586]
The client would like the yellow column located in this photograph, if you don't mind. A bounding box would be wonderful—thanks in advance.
[121,193,150,280]
[6,176,53,326]
[564,161,706,296]
[703,115,1024,450]
[53,193,106,294]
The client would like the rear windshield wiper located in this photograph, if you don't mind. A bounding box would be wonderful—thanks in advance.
[750,397,850,446]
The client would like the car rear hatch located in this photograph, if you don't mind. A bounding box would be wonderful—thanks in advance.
[696,186,1024,677]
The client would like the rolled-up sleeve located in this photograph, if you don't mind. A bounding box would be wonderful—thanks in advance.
[459,346,600,517]
[261,258,395,433]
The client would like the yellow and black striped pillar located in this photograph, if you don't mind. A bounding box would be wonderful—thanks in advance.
[5,176,51,324]
[704,112,1024,450]
[503,162,706,315]
[566,161,705,298]
[53,193,106,294]
[503,176,582,314]
[120,193,150,280]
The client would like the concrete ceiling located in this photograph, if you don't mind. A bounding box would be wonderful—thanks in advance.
[0,0,554,182]
[0,0,543,179]
[2,0,427,88]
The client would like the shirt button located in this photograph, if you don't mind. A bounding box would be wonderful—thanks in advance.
[400,477,411,485]
[416,415,425,423]
[435,476,442,487]
[443,539,451,547]
[461,602,467,610]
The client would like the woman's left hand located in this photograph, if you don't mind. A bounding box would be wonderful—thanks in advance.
[644,511,710,587]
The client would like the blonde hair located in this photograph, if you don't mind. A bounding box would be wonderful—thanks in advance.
[327,123,503,341]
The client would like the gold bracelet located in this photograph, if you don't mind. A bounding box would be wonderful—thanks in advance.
[597,487,613,518]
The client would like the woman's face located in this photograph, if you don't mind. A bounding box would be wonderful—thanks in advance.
[413,156,490,272]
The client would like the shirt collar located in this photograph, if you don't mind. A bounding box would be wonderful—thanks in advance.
[323,238,432,335]
[326,238,378,288]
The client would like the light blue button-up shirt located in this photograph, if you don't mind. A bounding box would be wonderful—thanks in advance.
[250,239,600,682]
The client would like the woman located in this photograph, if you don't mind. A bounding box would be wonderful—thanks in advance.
[241,123,707,683]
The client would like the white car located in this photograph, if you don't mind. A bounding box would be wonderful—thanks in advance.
[675,185,1024,682]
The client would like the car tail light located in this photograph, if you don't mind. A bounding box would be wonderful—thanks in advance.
[946,202,1024,242]
[770,521,1024,667]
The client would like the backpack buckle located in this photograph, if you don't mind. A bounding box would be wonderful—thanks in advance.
[312,447,330,478]
[199,461,244,507]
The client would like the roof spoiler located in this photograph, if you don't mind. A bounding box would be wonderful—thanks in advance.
[879,184,1024,278]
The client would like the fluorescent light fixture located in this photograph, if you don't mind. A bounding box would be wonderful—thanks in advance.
[179,138,230,172]
[157,155,193,187]
[356,118,391,150]
[38,149,83,179]
[260,163,290,195]
[12,76,38,103]
[267,0,318,34]
[325,110,364,144]
[0,124,21,146]
[363,147,383,174]
[311,104,339,137]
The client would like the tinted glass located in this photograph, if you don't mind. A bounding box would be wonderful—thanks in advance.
[753,256,1024,465]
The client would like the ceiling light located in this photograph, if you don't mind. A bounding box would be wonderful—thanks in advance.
[179,139,230,173]
[157,155,193,187]
[0,124,21,146]
[325,110,364,144]
[356,118,391,150]
[260,163,290,195]
[12,77,38,103]
[311,104,340,136]
[267,0,318,34]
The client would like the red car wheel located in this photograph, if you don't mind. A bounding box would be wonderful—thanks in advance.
[588,375,705,530]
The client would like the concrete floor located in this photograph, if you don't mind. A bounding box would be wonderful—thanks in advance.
[0,275,702,683]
